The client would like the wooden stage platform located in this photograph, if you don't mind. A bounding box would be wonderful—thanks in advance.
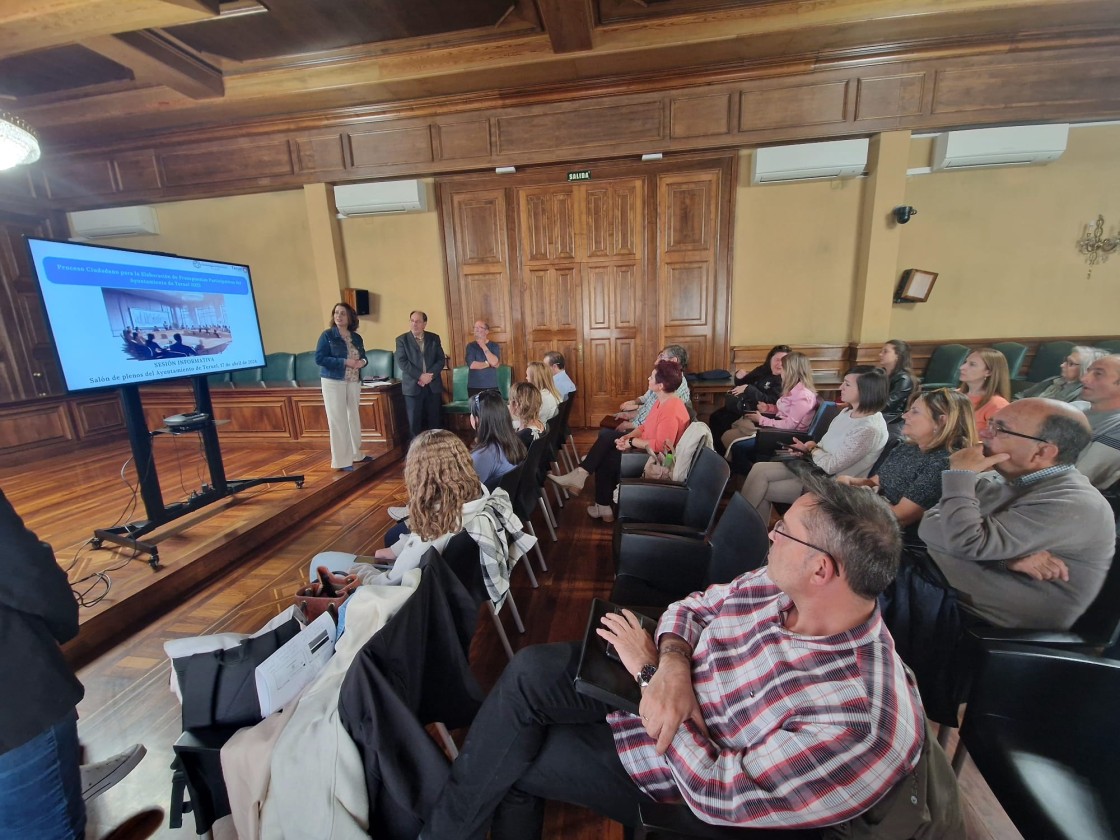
[0,434,403,668]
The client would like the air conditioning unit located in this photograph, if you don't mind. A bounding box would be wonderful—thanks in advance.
[751,139,869,184]
[68,205,159,239]
[932,124,1068,171]
[334,180,427,217]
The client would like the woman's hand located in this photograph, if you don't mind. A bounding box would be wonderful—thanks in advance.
[734,368,748,379]
[372,547,395,561]
[789,437,816,454]
[730,384,747,396]
[744,411,762,424]
[596,609,658,677]
[344,358,362,369]
[758,402,776,413]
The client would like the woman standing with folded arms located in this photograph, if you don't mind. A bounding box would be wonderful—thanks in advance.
[315,302,370,471]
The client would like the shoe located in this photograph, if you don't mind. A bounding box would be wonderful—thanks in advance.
[587,504,615,523]
[548,467,588,493]
[81,744,146,802]
[387,505,409,521]
[354,455,374,463]
[337,465,354,472]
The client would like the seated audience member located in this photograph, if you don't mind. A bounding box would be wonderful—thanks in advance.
[957,347,1011,429]
[879,339,917,425]
[144,333,167,358]
[708,344,790,450]
[839,388,976,540]
[166,333,197,357]
[720,350,816,455]
[509,382,546,446]
[466,320,500,396]
[1015,344,1107,404]
[1075,354,1120,491]
[613,345,691,433]
[526,362,561,424]
[740,366,889,524]
[470,389,526,491]
[918,398,1115,630]
[550,360,689,523]
[319,430,533,589]
[544,351,576,401]
[423,477,951,839]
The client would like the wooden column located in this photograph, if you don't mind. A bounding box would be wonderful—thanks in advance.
[303,183,350,316]
[850,131,910,344]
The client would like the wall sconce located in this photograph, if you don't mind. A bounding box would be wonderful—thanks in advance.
[1077,215,1119,278]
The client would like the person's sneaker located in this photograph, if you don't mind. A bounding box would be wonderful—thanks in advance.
[587,504,615,523]
[387,505,409,521]
[81,744,146,802]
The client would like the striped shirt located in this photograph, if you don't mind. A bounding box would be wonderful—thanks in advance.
[608,569,924,829]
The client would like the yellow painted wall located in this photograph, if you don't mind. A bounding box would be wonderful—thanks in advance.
[91,190,321,354]
[337,180,448,350]
[891,124,1120,340]
[732,150,864,346]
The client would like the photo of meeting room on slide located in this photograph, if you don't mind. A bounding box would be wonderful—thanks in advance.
[25,237,267,393]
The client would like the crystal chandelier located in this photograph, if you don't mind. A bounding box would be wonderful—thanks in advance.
[1077,216,1119,279]
[0,111,41,171]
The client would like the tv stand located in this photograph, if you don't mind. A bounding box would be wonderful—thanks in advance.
[92,378,304,569]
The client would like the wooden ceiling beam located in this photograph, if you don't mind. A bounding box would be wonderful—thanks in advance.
[0,0,219,57]
[537,0,594,53]
[84,32,224,100]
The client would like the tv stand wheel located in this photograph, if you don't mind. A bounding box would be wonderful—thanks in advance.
[296,480,304,489]
[148,552,161,571]
[91,537,103,549]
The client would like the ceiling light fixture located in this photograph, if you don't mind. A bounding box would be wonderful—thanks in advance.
[0,111,40,171]
[1077,215,1119,278]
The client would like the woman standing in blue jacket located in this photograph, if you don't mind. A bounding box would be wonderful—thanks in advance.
[316,302,370,471]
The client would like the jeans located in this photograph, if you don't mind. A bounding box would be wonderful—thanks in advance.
[424,642,650,840]
[0,710,84,840]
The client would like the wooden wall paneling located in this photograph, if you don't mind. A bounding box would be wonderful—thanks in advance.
[740,80,850,132]
[348,124,434,168]
[670,92,733,139]
[42,157,118,200]
[293,134,347,174]
[433,119,492,162]
[0,401,74,451]
[159,138,295,188]
[111,150,162,193]
[855,73,927,123]
[67,393,125,439]
[496,100,665,154]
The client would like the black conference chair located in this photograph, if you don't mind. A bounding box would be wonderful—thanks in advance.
[612,492,769,609]
[615,448,730,535]
[635,805,821,840]
[959,641,1120,840]
[498,437,553,572]
[728,401,841,476]
[439,530,526,661]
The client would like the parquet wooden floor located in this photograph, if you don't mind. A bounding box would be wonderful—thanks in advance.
[2,432,1022,839]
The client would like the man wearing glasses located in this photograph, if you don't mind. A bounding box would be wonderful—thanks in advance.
[423,478,959,838]
[918,398,1115,631]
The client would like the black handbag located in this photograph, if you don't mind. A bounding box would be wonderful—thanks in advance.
[173,617,303,730]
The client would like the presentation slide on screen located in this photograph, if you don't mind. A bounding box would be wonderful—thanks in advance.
[27,238,267,393]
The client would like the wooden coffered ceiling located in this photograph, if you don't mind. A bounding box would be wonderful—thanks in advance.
[2,0,1119,154]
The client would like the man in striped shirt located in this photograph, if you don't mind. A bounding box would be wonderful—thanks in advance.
[424,477,925,839]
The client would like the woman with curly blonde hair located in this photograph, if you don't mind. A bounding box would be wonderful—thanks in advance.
[509,381,545,445]
[404,430,484,541]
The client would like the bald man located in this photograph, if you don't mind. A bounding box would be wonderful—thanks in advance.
[1076,354,1120,490]
[918,398,1115,630]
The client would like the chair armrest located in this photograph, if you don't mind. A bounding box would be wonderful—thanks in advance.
[621,450,649,478]
[637,802,821,840]
[966,626,1096,648]
[616,531,711,594]
[617,482,689,524]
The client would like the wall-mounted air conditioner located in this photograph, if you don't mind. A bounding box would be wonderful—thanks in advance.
[932,124,1069,171]
[68,205,159,239]
[334,180,427,217]
[751,139,869,184]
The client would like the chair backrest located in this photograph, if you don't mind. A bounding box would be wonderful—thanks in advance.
[1071,537,1120,648]
[230,365,263,384]
[554,394,574,439]
[923,343,970,385]
[1097,339,1120,355]
[451,365,470,401]
[365,348,394,379]
[807,401,841,440]
[294,351,319,383]
[514,437,550,519]
[261,351,295,383]
[207,371,231,385]
[1026,340,1075,383]
[438,531,486,605]
[991,342,1028,380]
[868,435,902,478]
[680,448,731,533]
[704,492,770,586]
[669,421,713,483]
[496,364,512,400]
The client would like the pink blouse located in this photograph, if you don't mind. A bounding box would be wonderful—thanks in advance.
[756,382,817,431]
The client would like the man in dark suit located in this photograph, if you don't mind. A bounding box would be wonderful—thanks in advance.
[394,310,445,440]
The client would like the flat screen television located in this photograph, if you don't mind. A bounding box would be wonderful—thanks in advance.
[26,237,267,393]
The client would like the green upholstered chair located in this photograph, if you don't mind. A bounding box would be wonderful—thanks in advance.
[442,365,472,415]
[496,364,512,400]
[1013,340,1074,394]
[365,348,394,379]
[261,352,295,384]
[992,342,1028,381]
[1096,339,1120,355]
[206,371,232,387]
[294,351,319,384]
[921,343,970,390]
[230,365,264,385]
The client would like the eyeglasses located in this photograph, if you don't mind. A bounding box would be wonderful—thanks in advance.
[984,419,1050,445]
[771,519,838,572]
[1060,358,1079,367]
[471,389,501,412]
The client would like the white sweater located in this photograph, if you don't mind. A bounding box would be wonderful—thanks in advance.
[810,409,889,478]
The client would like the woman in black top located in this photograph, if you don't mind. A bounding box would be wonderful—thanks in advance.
[878,339,917,426]
[709,344,790,454]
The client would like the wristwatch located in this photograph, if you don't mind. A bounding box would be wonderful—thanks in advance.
[635,663,658,687]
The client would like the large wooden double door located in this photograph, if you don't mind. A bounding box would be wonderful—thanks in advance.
[439,156,732,426]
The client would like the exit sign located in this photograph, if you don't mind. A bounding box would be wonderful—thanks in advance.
[567,170,591,182]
